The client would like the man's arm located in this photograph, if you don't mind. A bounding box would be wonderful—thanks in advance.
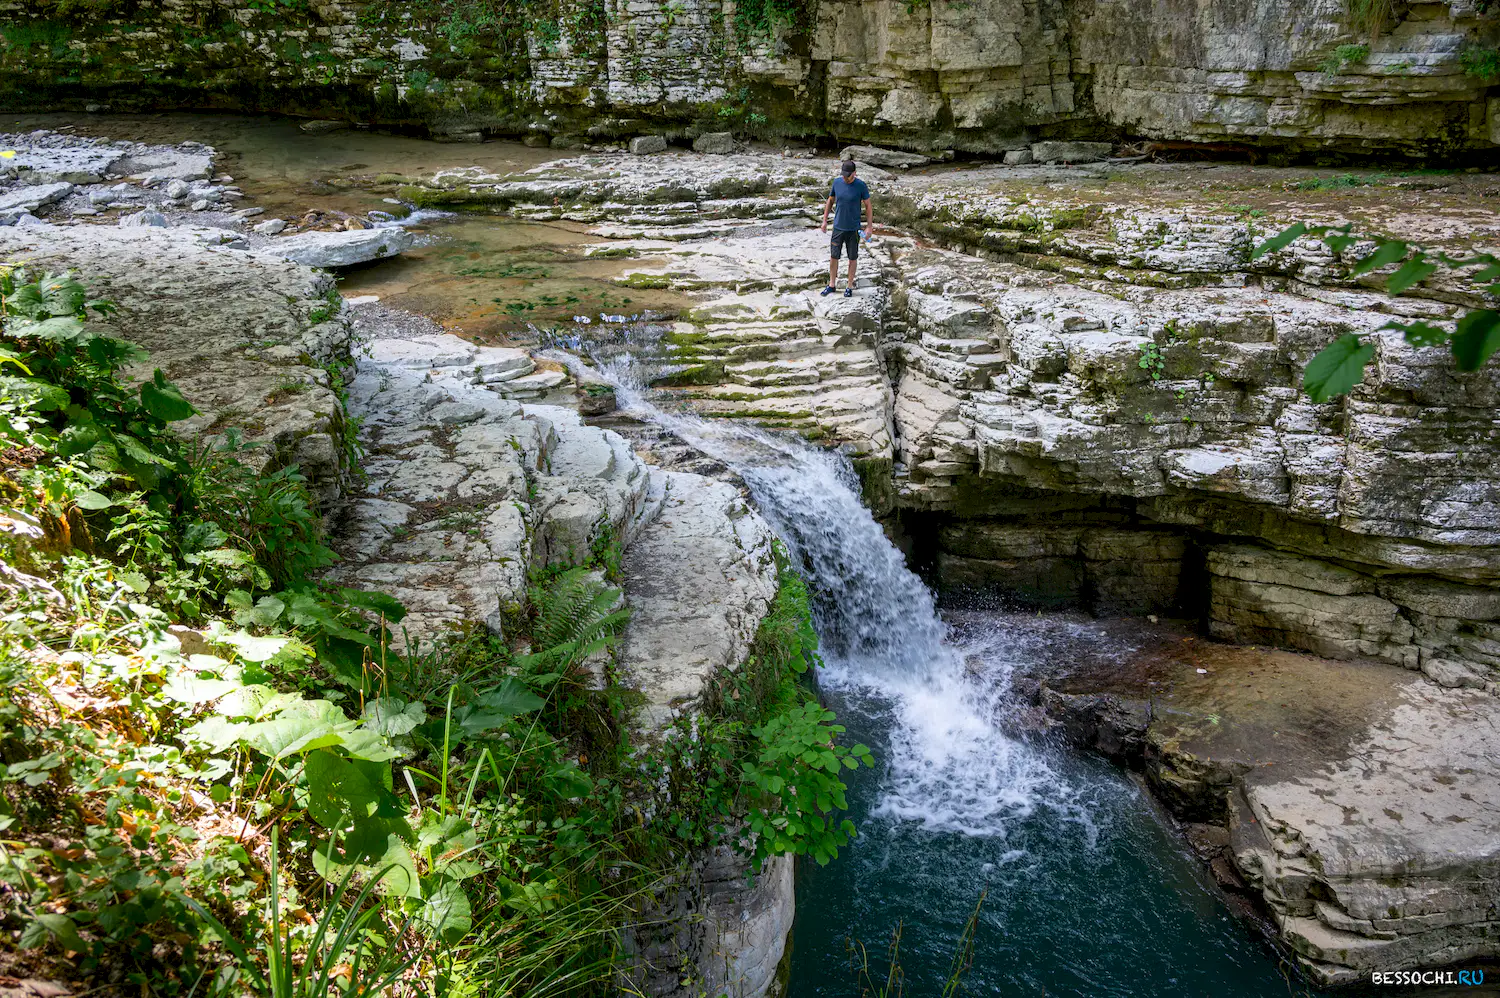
[864,197,873,233]
[822,195,834,232]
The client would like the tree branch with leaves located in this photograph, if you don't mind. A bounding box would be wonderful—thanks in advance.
[1252,224,1500,401]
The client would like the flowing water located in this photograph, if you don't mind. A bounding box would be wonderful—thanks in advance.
[580,342,1323,998]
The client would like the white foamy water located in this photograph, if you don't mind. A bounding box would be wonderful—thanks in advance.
[586,349,1095,843]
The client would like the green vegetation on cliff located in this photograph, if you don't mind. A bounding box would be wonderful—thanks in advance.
[0,269,868,995]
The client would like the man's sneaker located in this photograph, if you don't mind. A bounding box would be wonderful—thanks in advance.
[820,285,836,296]
[844,287,854,298]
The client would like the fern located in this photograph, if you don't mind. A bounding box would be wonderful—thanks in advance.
[516,567,629,673]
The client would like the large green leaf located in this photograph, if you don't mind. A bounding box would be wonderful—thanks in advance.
[139,369,195,422]
[183,716,251,753]
[161,675,242,705]
[1302,334,1375,402]
[457,679,544,738]
[1386,257,1437,294]
[336,587,408,624]
[1251,222,1306,260]
[363,697,426,738]
[1348,239,1407,277]
[241,700,352,760]
[304,749,383,829]
[1449,309,1500,372]
[418,881,472,943]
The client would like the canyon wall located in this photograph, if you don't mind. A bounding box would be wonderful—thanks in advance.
[0,0,1496,156]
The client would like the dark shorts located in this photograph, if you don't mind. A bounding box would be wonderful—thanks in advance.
[830,228,860,261]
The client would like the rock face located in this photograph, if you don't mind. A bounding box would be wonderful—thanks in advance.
[0,1,1495,156]
[415,151,1499,694]
[1234,681,1500,986]
[0,130,213,184]
[406,149,1500,983]
[1012,619,1500,986]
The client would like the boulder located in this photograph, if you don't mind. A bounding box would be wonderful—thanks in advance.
[839,144,930,168]
[253,218,288,235]
[630,135,669,155]
[1003,149,1034,166]
[1029,141,1112,164]
[260,227,416,268]
[693,131,736,155]
[119,209,169,228]
[164,179,190,200]
[299,119,349,135]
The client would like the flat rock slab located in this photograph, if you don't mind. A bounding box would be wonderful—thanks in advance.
[0,130,214,184]
[0,182,74,215]
[262,227,416,268]
[1022,624,1500,985]
[335,307,656,643]
[1234,679,1500,984]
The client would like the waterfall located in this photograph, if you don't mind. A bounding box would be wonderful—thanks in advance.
[584,346,1091,843]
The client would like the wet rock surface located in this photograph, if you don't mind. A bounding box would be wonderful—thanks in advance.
[334,302,791,998]
[393,147,1500,983]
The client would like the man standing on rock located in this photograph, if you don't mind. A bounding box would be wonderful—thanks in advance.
[821,159,871,298]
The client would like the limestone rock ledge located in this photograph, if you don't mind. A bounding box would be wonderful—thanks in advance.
[1016,627,1500,986]
[1233,680,1500,985]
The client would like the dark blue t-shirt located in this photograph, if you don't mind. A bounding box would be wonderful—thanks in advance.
[830,176,870,231]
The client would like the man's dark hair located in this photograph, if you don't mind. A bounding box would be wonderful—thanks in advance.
[841,159,857,177]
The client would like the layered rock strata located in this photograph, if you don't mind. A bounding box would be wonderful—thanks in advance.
[0,0,1496,156]
[332,309,793,998]
[422,151,1500,694]
[1012,621,1500,986]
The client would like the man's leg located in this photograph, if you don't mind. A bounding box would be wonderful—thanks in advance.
[846,257,857,289]
[828,257,838,288]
